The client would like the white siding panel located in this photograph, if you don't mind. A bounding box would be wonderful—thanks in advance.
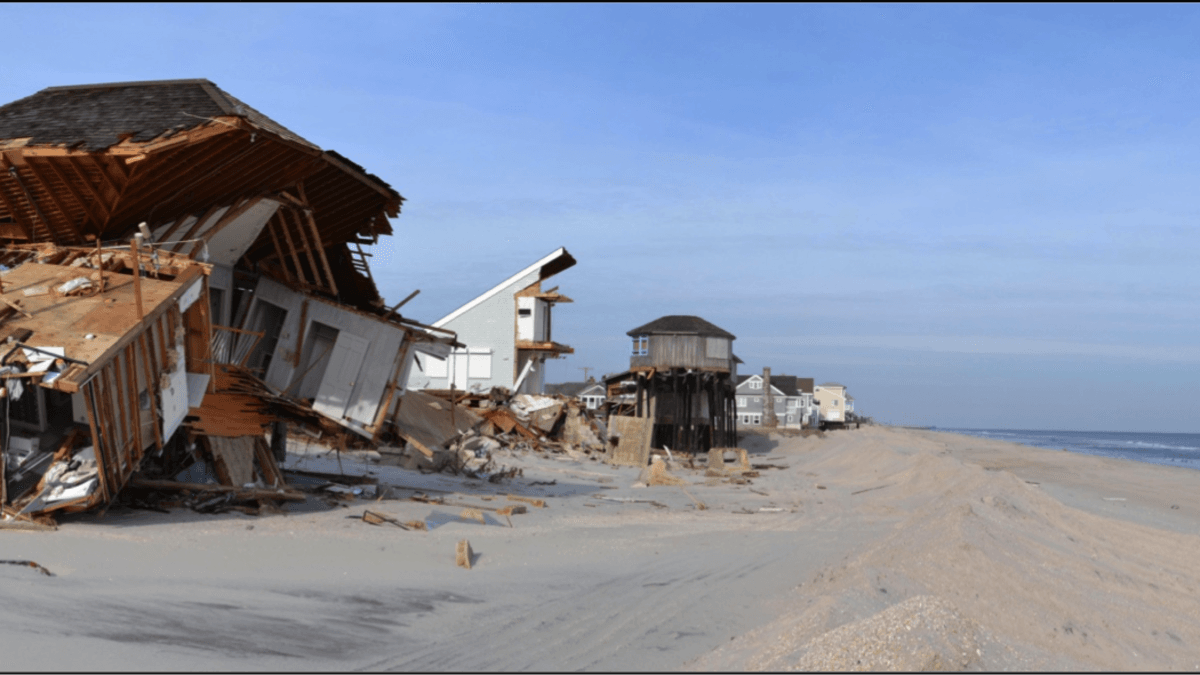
[468,350,492,378]
[203,199,280,266]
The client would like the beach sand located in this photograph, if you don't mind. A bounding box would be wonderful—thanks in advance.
[2,426,1199,671]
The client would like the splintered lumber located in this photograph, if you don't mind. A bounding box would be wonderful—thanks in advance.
[456,539,473,569]
[458,508,486,524]
[204,436,257,487]
[187,393,272,437]
[127,477,306,502]
[506,495,546,508]
[495,504,526,516]
[362,510,408,529]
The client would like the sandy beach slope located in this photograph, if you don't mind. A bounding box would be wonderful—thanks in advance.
[2,426,1198,671]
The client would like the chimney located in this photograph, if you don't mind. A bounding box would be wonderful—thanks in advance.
[763,367,777,428]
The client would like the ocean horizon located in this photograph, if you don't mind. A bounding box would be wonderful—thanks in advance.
[941,428,1200,472]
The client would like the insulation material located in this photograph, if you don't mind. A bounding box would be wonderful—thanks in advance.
[161,341,189,442]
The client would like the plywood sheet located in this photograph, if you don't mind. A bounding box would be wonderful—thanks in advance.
[206,436,256,487]
[607,416,653,468]
[393,389,481,453]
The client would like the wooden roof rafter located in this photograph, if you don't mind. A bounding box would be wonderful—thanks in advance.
[107,131,251,224]
[17,159,82,243]
[162,141,310,217]
[62,155,114,230]
[108,131,259,229]
[0,177,34,239]
[37,156,107,229]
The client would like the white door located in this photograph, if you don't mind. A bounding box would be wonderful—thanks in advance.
[313,331,370,420]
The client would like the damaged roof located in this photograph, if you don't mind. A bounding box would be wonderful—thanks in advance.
[0,79,316,152]
[0,78,403,286]
[626,315,735,339]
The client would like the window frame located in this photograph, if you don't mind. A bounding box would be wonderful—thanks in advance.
[631,335,649,356]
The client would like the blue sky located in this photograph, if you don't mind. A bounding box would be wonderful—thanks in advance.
[4,4,1200,431]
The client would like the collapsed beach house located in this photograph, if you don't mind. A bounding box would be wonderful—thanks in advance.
[0,79,456,521]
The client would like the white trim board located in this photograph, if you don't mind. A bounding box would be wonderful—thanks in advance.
[432,247,573,329]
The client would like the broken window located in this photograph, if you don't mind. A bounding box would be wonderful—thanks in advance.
[246,300,288,377]
[209,287,225,326]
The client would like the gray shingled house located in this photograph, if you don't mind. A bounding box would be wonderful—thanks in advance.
[734,374,815,428]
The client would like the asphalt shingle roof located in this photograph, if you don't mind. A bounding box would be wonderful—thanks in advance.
[626,315,735,339]
[0,78,317,151]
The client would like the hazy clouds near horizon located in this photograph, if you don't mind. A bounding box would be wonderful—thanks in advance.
[4,4,1199,431]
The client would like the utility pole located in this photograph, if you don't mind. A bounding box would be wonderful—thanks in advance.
[579,366,593,382]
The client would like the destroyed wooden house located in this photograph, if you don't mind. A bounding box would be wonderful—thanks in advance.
[607,315,740,463]
[0,79,456,519]
[0,246,225,517]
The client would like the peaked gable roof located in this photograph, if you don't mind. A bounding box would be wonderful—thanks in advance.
[626,315,735,339]
[737,373,811,397]
[433,247,575,328]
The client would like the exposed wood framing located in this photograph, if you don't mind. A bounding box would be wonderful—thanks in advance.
[64,157,116,227]
[287,207,322,288]
[123,345,144,463]
[137,331,163,451]
[81,381,109,503]
[274,210,308,285]
[264,215,293,282]
[21,160,80,242]
[41,157,106,228]
[303,207,338,296]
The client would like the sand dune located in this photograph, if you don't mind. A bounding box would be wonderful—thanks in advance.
[2,426,1198,671]
[691,427,1200,671]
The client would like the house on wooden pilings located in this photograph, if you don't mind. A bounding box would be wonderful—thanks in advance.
[613,315,741,454]
[0,79,457,514]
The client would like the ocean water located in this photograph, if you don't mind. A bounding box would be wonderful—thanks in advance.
[943,428,1200,472]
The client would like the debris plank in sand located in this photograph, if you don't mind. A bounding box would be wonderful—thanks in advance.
[607,416,653,467]
[456,539,473,569]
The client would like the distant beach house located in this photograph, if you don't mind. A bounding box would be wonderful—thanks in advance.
[609,314,741,453]
[545,379,607,410]
[406,247,575,395]
[735,374,815,428]
[813,382,848,426]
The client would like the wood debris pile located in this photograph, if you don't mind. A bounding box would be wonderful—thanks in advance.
[386,388,611,476]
